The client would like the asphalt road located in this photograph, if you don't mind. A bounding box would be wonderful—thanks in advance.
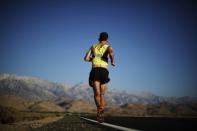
[30,115,116,131]
[97,116,197,131]
[29,115,197,131]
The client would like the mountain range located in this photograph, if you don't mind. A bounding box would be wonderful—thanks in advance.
[1,74,196,105]
[0,73,197,116]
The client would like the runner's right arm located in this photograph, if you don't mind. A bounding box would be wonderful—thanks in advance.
[84,47,93,62]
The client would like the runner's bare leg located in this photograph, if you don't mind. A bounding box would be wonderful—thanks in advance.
[100,83,107,112]
[93,81,101,109]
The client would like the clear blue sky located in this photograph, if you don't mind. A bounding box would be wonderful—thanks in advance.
[0,0,197,97]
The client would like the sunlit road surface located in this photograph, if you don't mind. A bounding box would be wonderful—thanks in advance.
[80,117,140,131]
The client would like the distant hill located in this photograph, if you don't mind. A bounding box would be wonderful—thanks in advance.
[0,95,65,112]
[28,101,65,112]
[1,73,197,116]
[59,99,95,113]
[0,95,33,110]
[146,102,197,116]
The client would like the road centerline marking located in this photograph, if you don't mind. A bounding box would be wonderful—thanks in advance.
[80,116,141,131]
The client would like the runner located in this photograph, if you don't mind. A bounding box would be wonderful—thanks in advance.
[84,32,115,123]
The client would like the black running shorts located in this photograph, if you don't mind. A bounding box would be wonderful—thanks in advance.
[89,67,110,87]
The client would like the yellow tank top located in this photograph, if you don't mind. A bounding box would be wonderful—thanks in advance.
[92,44,109,67]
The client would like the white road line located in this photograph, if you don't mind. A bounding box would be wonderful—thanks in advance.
[80,117,141,131]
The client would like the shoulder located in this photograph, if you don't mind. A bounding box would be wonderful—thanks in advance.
[107,45,113,50]
[107,45,114,54]
[91,43,98,49]
[92,43,97,47]
[90,44,97,52]
[103,44,111,52]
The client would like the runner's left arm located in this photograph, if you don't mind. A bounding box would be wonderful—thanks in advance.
[108,46,115,66]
